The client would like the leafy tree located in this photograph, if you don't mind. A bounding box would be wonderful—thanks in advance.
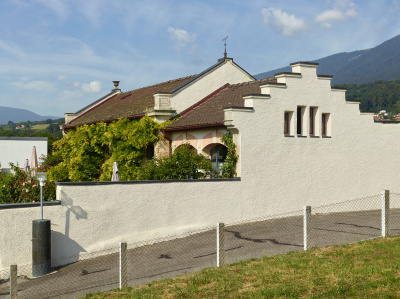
[135,144,213,180]
[7,121,15,129]
[337,79,400,113]
[46,123,60,134]
[48,116,167,182]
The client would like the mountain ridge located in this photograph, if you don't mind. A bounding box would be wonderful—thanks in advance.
[254,34,400,85]
[0,106,60,125]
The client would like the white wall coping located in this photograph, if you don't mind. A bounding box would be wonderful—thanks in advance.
[55,177,241,186]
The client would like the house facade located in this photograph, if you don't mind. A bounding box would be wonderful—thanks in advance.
[63,56,399,181]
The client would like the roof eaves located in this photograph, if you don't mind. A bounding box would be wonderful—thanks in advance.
[165,122,225,132]
[63,113,145,130]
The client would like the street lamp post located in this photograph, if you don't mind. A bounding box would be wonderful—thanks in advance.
[36,172,47,220]
[32,172,51,277]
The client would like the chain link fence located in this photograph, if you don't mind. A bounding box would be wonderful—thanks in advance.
[0,191,399,298]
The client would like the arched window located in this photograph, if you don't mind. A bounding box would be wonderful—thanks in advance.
[210,144,228,171]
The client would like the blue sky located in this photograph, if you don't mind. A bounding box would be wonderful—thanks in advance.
[1,0,400,117]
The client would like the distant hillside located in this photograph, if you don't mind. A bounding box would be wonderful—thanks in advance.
[254,34,400,85]
[0,106,60,125]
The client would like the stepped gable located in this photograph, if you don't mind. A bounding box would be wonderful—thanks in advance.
[166,77,277,130]
[64,75,196,129]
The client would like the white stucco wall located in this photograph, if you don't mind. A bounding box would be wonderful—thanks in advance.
[170,59,254,114]
[227,63,400,210]
[0,137,47,170]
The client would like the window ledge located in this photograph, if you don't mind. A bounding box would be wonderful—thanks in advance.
[284,134,294,138]
[310,135,320,138]
[322,136,331,138]
[297,135,307,138]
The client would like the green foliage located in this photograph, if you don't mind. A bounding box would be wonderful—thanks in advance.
[46,123,61,134]
[135,144,213,180]
[336,79,400,113]
[220,132,238,178]
[0,163,56,204]
[48,116,167,182]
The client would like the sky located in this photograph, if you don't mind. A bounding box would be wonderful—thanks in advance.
[1,0,400,118]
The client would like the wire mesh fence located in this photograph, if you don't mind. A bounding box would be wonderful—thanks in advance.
[1,190,399,298]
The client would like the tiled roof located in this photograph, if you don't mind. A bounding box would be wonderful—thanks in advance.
[64,75,196,129]
[166,77,277,130]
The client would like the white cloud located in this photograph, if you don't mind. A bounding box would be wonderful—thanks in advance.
[261,8,308,37]
[10,80,54,91]
[168,27,197,52]
[315,0,357,28]
[81,81,102,93]
[58,75,66,81]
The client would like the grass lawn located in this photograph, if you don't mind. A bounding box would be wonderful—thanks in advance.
[31,124,49,130]
[84,236,400,298]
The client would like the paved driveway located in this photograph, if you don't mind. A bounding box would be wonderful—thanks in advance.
[1,209,399,298]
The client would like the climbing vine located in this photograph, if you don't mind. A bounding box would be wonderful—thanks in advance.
[221,131,238,178]
[47,116,168,182]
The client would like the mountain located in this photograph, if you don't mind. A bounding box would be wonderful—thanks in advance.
[254,34,400,85]
[0,106,60,125]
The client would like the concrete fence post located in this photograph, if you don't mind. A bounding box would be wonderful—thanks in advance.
[217,223,225,267]
[304,206,311,250]
[382,190,390,237]
[10,264,17,299]
[119,242,127,289]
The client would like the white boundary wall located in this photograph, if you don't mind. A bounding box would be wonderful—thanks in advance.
[0,137,47,171]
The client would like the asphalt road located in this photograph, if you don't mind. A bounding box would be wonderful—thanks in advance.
[1,208,399,298]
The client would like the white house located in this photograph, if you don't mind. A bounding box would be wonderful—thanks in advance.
[2,56,399,272]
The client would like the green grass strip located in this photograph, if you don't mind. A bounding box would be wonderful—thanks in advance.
[84,236,400,298]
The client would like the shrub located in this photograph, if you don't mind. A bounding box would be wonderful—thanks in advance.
[135,144,213,180]
[47,116,167,182]
[0,163,56,204]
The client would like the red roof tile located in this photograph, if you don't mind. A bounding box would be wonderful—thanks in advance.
[166,77,277,131]
[64,75,196,129]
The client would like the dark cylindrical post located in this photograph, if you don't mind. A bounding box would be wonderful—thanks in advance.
[32,219,51,277]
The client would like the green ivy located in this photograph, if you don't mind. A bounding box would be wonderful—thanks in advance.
[48,116,168,182]
[221,131,238,178]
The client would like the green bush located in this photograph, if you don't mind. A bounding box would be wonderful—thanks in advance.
[0,163,56,204]
[47,116,167,182]
[135,144,213,180]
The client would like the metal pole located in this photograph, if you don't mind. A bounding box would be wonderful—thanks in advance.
[40,182,43,220]
[119,242,127,289]
[217,223,225,267]
[382,190,390,237]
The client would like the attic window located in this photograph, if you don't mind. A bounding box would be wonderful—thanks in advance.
[120,94,131,101]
